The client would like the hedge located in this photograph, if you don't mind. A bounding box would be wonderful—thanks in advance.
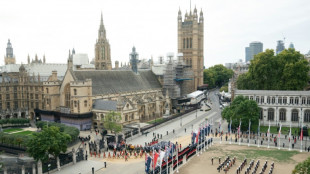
[0,118,30,126]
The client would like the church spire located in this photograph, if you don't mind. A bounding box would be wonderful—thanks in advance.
[100,11,103,26]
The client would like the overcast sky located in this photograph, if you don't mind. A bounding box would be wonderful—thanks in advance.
[1,0,310,67]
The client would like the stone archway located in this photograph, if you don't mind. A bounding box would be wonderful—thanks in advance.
[21,112,26,118]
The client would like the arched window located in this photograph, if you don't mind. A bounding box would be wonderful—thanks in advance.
[304,110,310,122]
[289,97,294,104]
[307,97,310,105]
[84,100,87,107]
[74,89,77,95]
[283,97,287,104]
[279,109,286,121]
[278,97,282,104]
[64,84,70,108]
[186,38,189,48]
[256,96,260,103]
[46,88,49,94]
[291,109,299,122]
[267,97,270,104]
[295,97,299,105]
[250,96,253,100]
[74,101,77,108]
[302,97,306,104]
[125,115,128,122]
[261,96,264,103]
[267,108,274,121]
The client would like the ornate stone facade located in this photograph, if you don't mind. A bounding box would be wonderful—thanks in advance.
[178,7,204,91]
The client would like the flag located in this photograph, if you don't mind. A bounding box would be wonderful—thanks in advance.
[145,155,152,173]
[196,128,200,144]
[153,152,159,169]
[159,150,165,166]
[278,123,282,138]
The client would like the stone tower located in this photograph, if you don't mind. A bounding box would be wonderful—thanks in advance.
[95,13,112,70]
[4,39,16,65]
[178,7,204,91]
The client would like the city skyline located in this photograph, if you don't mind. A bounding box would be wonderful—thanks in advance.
[1,0,310,67]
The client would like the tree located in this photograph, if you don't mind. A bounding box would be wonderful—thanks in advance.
[292,157,310,174]
[102,111,123,135]
[222,96,260,131]
[237,49,309,90]
[203,64,234,88]
[27,126,71,162]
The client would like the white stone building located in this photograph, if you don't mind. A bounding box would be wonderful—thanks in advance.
[235,90,310,127]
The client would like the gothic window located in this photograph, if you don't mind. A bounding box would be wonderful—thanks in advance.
[74,89,77,95]
[307,97,310,105]
[30,94,33,99]
[183,38,185,48]
[14,86,17,91]
[289,97,294,104]
[125,115,128,122]
[283,97,287,104]
[65,84,70,108]
[271,97,275,104]
[35,102,39,109]
[279,109,286,121]
[267,108,274,121]
[261,96,264,103]
[14,93,17,99]
[291,109,299,122]
[7,102,10,109]
[101,46,105,60]
[74,101,77,108]
[46,88,49,94]
[35,94,38,99]
[6,94,10,100]
[267,97,270,104]
[84,100,87,107]
[186,38,189,48]
[190,38,192,48]
[304,110,310,122]
[190,59,192,67]
[31,102,34,108]
[302,97,306,104]
[0,102,2,110]
[278,97,282,104]
[295,97,299,105]
[14,101,18,109]
[6,86,9,91]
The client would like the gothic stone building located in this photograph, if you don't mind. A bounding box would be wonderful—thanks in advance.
[40,68,169,130]
[178,7,204,91]
[235,90,310,127]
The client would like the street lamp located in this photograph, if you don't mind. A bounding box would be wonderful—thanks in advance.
[195,98,198,119]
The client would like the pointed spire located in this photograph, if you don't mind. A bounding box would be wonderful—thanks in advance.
[100,11,103,26]
[43,54,46,63]
[27,54,30,64]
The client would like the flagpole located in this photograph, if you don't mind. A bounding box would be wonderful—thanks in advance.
[300,118,303,152]
[257,120,260,148]
[267,120,270,148]
[248,119,251,147]
[153,147,155,174]
[176,136,179,173]
[229,118,232,144]
[238,119,241,145]
[278,123,281,150]
[289,122,291,151]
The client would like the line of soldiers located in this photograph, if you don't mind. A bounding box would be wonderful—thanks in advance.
[236,158,247,174]
[259,160,268,174]
[244,160,254,174]
[268,162,274,174]
[251,160,260,174]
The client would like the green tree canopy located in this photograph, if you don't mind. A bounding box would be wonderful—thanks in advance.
[237,49,310,90]
[203,64,234,88]
[102,111,123,134]
[27,126,71,162]
[292,157,310,174]
[222,95,260,131]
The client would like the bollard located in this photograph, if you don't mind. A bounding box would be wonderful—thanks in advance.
[92,167,94,174]
[104,162,107,168]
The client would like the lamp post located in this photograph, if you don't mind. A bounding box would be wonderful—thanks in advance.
[195,98,198,119]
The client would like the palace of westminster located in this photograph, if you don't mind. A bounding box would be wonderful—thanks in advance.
[0,8,205,130]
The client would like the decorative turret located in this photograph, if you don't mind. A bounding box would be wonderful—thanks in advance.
[178,7,182,22]
[4,39,16,65]
[35,54,38,62]
[199,9,204,23]
[43,54,46,64]
[129,46,139,74]
[67,49,73,69]
[27,54,30,64]
[19,64,26,72]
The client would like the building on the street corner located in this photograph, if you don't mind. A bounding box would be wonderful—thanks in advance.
[178,7,204,91]
[235,90,310,127]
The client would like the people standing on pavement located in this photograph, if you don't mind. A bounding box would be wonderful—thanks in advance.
[211,157,214,165]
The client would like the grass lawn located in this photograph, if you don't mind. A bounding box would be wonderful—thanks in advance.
[12,130,34,136]
[3,128,23,133]
[147,118,165,124]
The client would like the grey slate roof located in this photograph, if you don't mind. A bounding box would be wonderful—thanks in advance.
[72,70,162,95]
[235,90,310,96]
[93,100,117,111]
